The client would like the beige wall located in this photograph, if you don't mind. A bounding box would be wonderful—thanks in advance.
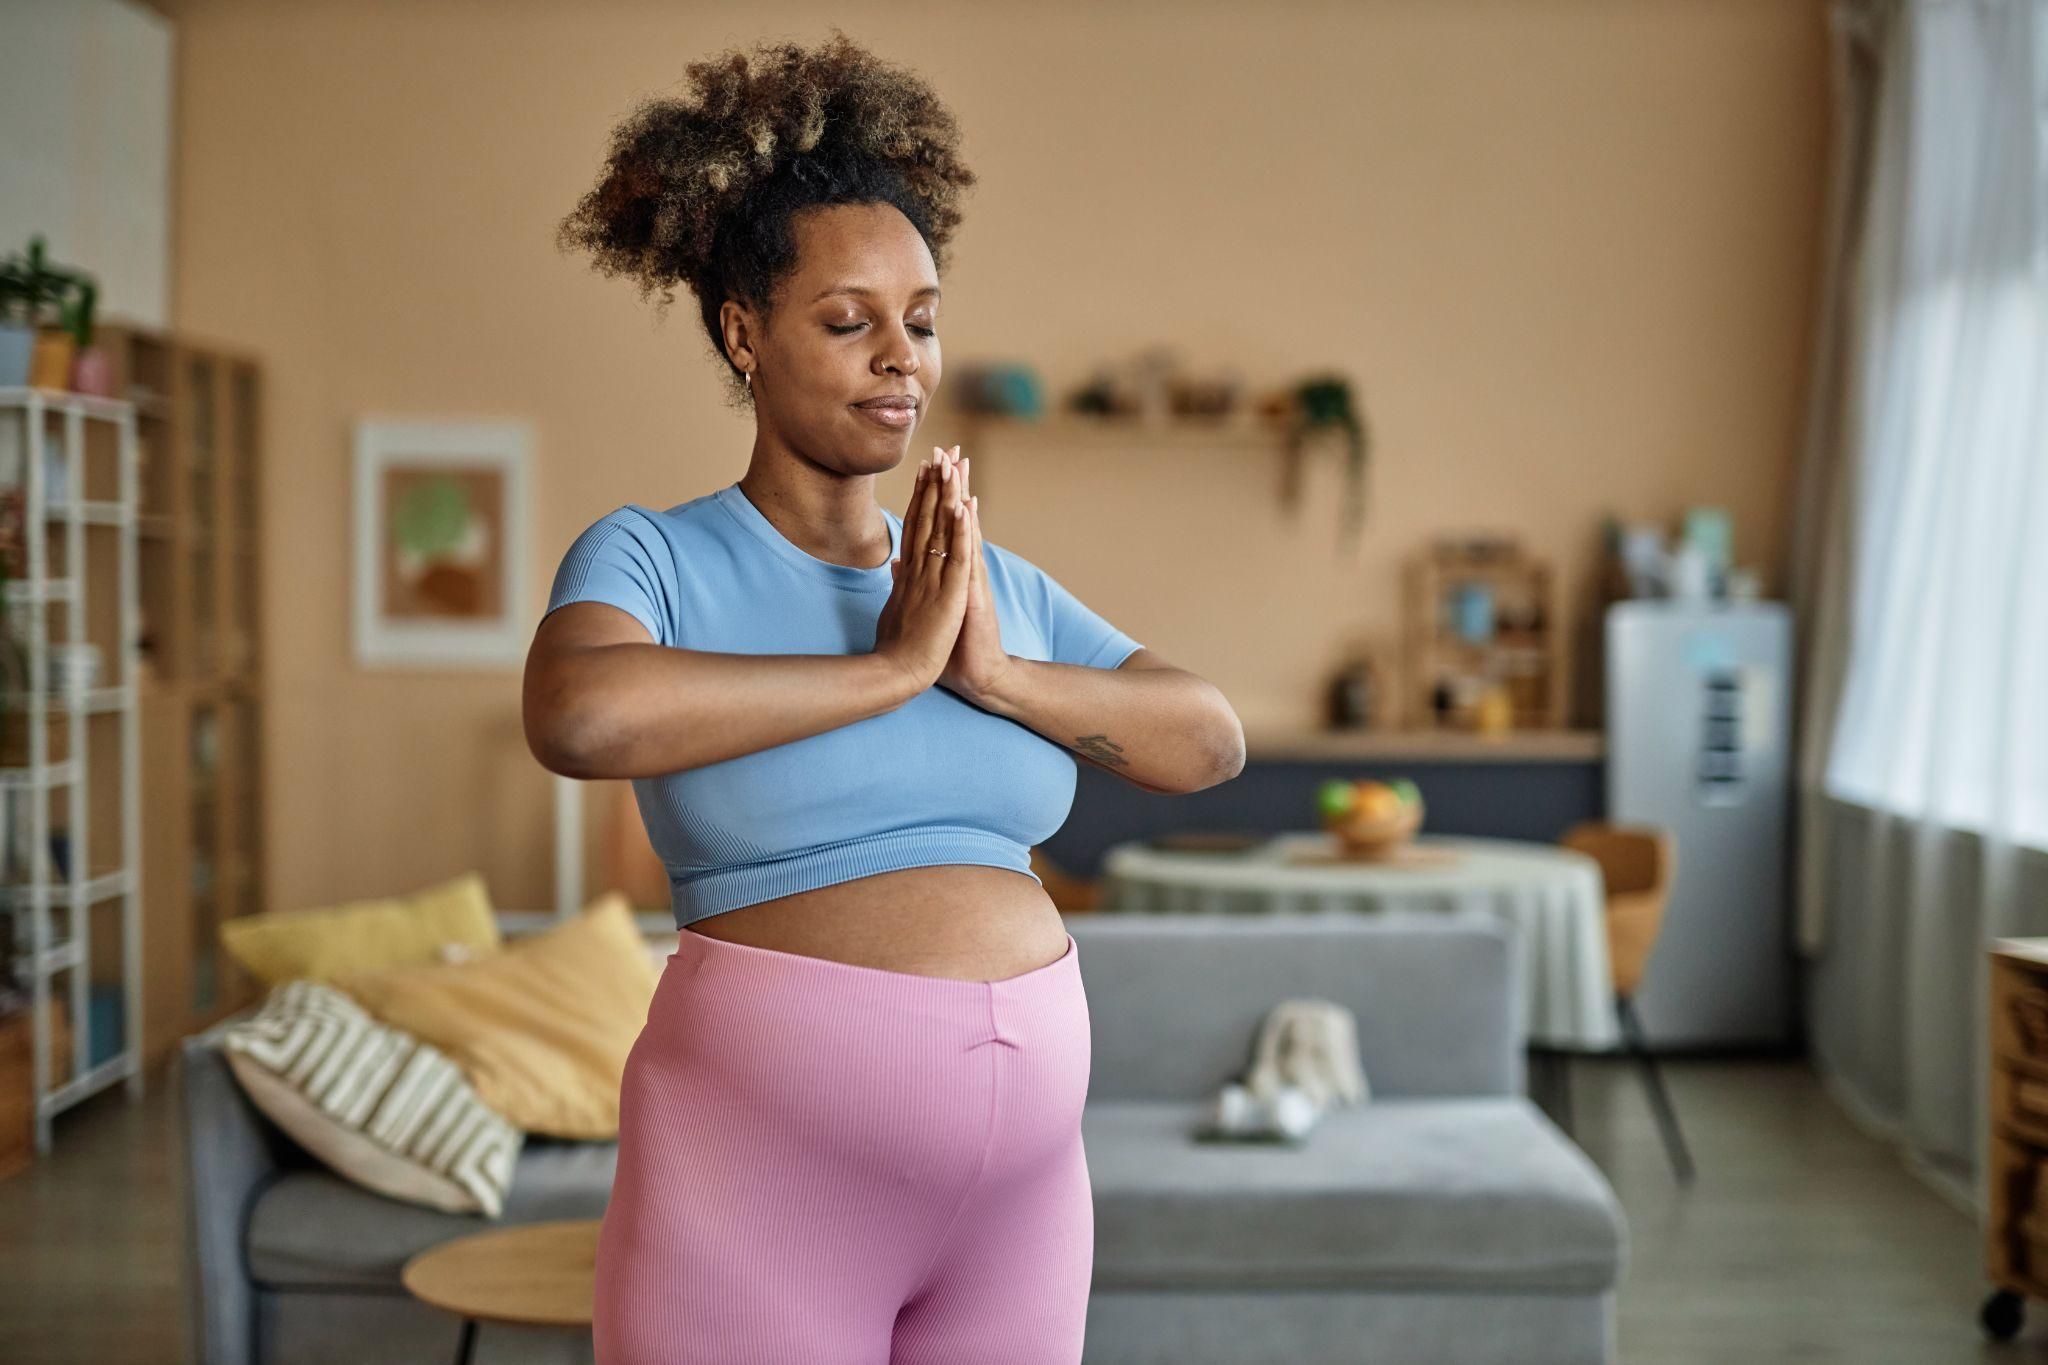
[166,0,1828,914]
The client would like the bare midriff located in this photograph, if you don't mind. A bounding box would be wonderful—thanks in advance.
[680,864,1070,983]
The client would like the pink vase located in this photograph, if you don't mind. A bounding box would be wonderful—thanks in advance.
[69,345,115,398]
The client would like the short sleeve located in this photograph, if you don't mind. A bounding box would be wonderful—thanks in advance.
[543,506,674,646]
[1013,551,1143,670]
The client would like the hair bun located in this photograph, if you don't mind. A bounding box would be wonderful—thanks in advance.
[556,29,975,319]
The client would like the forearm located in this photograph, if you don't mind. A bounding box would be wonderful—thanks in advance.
[974,658,1244,793]
[534,647,918,780]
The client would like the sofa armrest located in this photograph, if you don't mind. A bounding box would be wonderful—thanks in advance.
[178,1028,305,1365]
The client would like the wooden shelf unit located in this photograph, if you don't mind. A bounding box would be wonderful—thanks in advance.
[1983,940,2048,1341]
[1403,538,1565,732]
[94,318,268,1067]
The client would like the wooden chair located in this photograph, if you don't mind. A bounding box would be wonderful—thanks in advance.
[1557,820,1695,1183]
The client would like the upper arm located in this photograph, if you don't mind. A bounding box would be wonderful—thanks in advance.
[541,506,674,647]
[525,507,676,768]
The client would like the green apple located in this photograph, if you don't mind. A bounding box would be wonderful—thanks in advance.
[1316,778,1357,819]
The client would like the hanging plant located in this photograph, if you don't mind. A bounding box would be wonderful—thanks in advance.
[1277,373,1372,551]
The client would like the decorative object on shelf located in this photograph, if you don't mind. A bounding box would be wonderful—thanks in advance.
[1404,536,1563,732]
[0,486,31,773]
[950,361,1044,418]
[353,418,532,668]
[1324,652,1387,730]
[1273,373,1371,551]
[1474,680,1516,736]
[62,280,112,398]
[1315,776,1424,861]
[1064,345,1248,425]
[1598,508,1760,607]
[0,235,97,392]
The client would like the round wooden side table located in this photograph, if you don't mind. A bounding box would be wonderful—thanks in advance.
[402,1218,600,1365]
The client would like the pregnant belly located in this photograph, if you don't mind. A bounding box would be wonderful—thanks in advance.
[680,863,1069,983]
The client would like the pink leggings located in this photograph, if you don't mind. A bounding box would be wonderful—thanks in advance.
[593,927,1094,1365]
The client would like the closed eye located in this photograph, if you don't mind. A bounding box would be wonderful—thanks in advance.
[828,323,937,337]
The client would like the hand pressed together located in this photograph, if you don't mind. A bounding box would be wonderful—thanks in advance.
[871,445,1012,706]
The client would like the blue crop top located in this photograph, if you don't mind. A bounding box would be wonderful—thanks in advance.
[541,481,1144,929]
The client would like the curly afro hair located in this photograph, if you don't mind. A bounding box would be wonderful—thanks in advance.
[555,29,976,407]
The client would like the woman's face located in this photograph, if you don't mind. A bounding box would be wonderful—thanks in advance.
[725,201,942,476]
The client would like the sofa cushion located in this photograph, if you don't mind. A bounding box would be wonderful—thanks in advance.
[220,870,501,987]
[1083,1096,1625,1293]
[246,1139,617,1289]
[221,980,522,1217]
[335,896,657,1140]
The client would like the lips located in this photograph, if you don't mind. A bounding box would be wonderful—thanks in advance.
[853,396,918,411]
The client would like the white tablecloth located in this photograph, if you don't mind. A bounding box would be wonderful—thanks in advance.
[1099,831,1620,1050]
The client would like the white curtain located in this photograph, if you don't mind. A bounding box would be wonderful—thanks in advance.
[1796,0,2048,1208]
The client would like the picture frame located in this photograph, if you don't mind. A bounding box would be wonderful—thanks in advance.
[351,417,533,669]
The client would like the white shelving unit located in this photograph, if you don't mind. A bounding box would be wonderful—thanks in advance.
[0,387,144,1152]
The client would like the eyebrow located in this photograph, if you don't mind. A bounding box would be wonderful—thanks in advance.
[808,284,942,304]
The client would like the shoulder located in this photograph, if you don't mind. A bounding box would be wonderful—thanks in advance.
[978,537,1044,587]
[592,491,731,560]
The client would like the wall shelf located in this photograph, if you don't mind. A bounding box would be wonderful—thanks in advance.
[958,410,1292,447]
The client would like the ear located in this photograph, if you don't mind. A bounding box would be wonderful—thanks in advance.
[719,298,759,375]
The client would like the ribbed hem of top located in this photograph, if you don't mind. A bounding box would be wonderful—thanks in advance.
[670,825,1044,928]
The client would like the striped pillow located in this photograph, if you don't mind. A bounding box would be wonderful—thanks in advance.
[221,979,522,1216]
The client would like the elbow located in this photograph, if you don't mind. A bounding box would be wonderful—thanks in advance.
[1213,742,1246,786]
[1207,712,1247,787]
[524,680,598,780]
[1185,746,1243,794]
[526,717,591,780]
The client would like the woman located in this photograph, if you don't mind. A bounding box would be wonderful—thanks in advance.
[528,31,1244,1365]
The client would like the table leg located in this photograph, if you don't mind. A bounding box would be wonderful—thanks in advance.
[453,1317,478,1365]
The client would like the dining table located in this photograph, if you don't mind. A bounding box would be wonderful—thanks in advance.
[1096,830,1621,1051]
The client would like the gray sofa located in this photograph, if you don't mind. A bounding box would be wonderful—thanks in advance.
[182,912,1626,1365]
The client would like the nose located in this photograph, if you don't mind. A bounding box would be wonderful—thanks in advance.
[873,322,920,379]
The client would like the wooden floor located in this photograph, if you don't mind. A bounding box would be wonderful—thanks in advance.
[0,1054,2038,1363]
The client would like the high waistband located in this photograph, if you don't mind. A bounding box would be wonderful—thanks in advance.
[665,927,1081,1040]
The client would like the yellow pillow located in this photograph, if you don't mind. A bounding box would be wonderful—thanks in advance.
[333,894,658,1140]
[220,871,500,987]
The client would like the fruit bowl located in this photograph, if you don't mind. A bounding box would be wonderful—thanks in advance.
[1316,777,1426,862]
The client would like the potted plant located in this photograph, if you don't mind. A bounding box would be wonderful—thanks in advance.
[62,279,112,398]
[0,256,33,389]
[1276,373,1372,551]
[0,237,86,391]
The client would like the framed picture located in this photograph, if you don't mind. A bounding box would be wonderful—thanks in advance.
[352,417,533,669]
